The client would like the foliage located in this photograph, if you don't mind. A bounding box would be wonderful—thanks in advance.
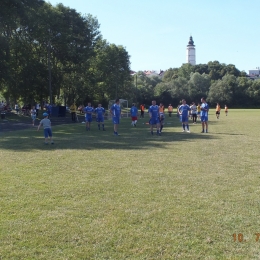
[0,0,131,107]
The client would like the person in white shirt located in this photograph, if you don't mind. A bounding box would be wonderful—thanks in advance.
[190,102,197,124]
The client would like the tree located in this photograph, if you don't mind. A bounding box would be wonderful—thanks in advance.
[188,72,210,102]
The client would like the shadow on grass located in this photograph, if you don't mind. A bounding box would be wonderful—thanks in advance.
[0,118,218,151]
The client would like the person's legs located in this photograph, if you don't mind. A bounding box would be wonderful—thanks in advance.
[156,122,160,135]
[185,121,190,132]
[85,118,89,130]
[113,117,119,135]
[181,117,186,131]
[44,129,49,144]
[150,124,154,135]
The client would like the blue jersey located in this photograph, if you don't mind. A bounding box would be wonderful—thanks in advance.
[149,105,159,118]
[200,103,209,117]
[178,104,190,117]
[95,107,105,117]
[110,104,121,117]
[47,105,52,113]
[130,106,138,117]
[84,106,94,117]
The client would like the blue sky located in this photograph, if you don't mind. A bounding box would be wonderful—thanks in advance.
[47,0,260,73]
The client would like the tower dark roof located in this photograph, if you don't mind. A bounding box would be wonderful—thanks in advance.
[187,36,195,47]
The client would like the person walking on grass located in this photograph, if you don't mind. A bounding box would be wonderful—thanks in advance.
[197,103,201,120]
[225,105,228,116]
[37,112,54,144]
[70,102,77,122]
[95,103,106,131]
[159,103,165,134]
[168,104,173,117]
[110,99,121,136]
[148,100,161,136]
[140,104,145,118]
[84,102,94,131]
[190,102,197,124]
[31,106,37,126]
[178,99,191,133]
[216,103,221,119]
[130,103,138,127]
[200,97,209,133]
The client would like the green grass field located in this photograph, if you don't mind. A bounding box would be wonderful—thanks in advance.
[1,110,260,259]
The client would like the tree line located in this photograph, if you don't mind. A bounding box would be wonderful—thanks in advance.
[1,1,259,109]
[0,0,132,107]
[135,62,260,108]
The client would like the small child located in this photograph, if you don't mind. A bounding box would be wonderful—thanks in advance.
[31,106,37,126]
[37,112,54,144]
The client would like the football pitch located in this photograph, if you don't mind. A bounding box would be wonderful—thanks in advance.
[0,109,260,259]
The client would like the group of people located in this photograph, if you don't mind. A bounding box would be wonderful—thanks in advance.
[178,98,209,133]
[37,98,229,144]
[215,104,228,119]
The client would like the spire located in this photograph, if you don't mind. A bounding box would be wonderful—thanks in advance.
[187,36,195,47]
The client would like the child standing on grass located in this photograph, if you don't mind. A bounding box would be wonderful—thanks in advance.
[37,113,54,145]
[31,106,37,126]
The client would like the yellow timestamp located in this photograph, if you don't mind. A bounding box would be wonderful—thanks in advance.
[233,233,260,242]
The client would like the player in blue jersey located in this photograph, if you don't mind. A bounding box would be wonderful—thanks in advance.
[130,103,138,127]
[200,97,209,133]
[178,99,191,133]
[95,104,105,131]
[148,100,161,135]
[84,102,94,131]
[110,99,121,136]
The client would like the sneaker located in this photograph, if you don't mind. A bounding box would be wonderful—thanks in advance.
[205,130,208,133]
[187,130,190,133]
[182,130,185,132]
[201,130,204,133]
[114,132,119,136]
[134,124,136,127]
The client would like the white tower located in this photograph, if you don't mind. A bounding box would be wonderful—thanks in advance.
[186,36,196,65]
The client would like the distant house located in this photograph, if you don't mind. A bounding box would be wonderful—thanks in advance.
[248,68,260,77]
[131,69,165,77]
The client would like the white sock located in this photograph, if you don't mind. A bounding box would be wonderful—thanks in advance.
[135,120,137,124]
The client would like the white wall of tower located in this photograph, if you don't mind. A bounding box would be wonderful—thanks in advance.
[186,46,196,65]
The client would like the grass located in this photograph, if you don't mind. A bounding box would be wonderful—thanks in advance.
[1,109,260,259]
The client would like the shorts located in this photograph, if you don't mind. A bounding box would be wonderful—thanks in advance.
[216,111,220,115]
[113,116,120,124]
[31,115,36,120]
[85,117,92,122]
[149,117,160,125]
[131,116,137,121]
[44,128,52,138]
[96,117,104,123]
[180,115,189,123]
[201,116,208,122]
